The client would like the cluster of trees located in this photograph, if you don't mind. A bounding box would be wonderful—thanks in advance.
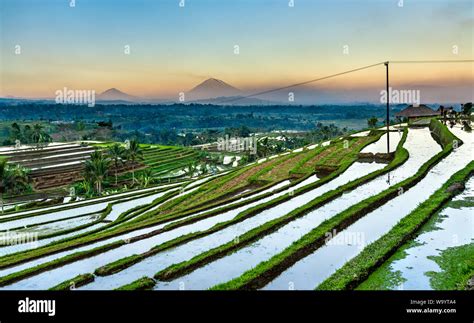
[236,122,349,160]
[4,123,51,147]
[251,136,305,159]
[78,140,144,196]
[367,117,378,128]
[0,158,31,211]
[1,102,387,146]
[461,102,472,115]
[442,102,472,130]
[182,151,221,178]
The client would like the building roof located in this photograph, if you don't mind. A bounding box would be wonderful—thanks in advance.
[395,104,440,118]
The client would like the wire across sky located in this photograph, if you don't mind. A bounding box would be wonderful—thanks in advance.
[217,60,474,104]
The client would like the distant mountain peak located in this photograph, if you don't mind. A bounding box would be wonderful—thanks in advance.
[187,78,240,100]
[97,88,137,101]
[100,88,126,95]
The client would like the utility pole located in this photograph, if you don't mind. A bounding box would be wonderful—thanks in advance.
[385,61,390,154]
[0,186,4,214]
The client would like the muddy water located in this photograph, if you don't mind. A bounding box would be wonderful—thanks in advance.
[155,128,440,290]
[264,126,472,290]
[366,177,473,290]
[0,178,304,288]
[79,162,380,290]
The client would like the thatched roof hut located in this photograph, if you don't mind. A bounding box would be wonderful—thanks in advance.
[395,104,440,119]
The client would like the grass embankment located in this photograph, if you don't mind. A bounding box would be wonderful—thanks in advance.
[157,156,292,214]
[152,134,397,282]
[94,254,143,276]
[0,168,296,282]
[288,135,373,176]
[116,277,156,291]
[1,197,65,214]
[143,138,366,220]
[213,120,457,290]
[0,187,181,268]
[356,182,474,291]
[2,209,107,233]
[49,273,95,290]
[426,243,474,290]
[113,145,200,183]
[124,148,317,225]
[319,161,473,290]
[155,139,360,215]
[2,190,184,287]
[0,242,121,287]
[115,144,199,182]
[0,185,180,245]
[0,182,178,224]
[429,118,458,147]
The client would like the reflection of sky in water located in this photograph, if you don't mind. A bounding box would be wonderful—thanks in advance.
[154,129,440,290]
[154,161,385,290]
[264,127,472,290]
[361,132,402,154]
[85,161,375,290]
[15,214,101,235]
[84,136,393,290]
[387,177,474,290]
[2,173,306,289]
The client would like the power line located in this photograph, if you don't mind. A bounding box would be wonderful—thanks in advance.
[390,59,474,64]
[217,61,386,104]
[215,59,473,104]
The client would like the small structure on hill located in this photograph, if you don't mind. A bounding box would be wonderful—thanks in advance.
[395,104,440,121]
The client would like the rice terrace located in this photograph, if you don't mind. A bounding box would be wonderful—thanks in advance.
[0,113,472,292]
[0,0,473,321]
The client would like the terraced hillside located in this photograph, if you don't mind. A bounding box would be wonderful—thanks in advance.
[117,144,202,181]
[0,143,204,197]
[0,120,472,291]
[0,143,95,190]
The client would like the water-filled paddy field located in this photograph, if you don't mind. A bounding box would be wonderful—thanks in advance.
[0,122,472,291]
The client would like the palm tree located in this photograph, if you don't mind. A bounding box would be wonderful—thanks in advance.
[108,143,125,186]
[139,168,154,188]
[257,137,270,158]
[0,158,6,181]
[124,140,143,184]
[78,179,94,198]
[31,124,51,148]
[0,160,31,213]
[84,150,110,195]
[200,163,209,175]
[184,161,199,178]
[367,116,378,128]
[4,165,30,194]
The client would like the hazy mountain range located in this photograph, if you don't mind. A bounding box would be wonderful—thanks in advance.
[94,78,275,105]
[2,77,471,106]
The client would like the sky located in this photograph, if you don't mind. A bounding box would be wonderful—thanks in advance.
[0,0,473,103]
